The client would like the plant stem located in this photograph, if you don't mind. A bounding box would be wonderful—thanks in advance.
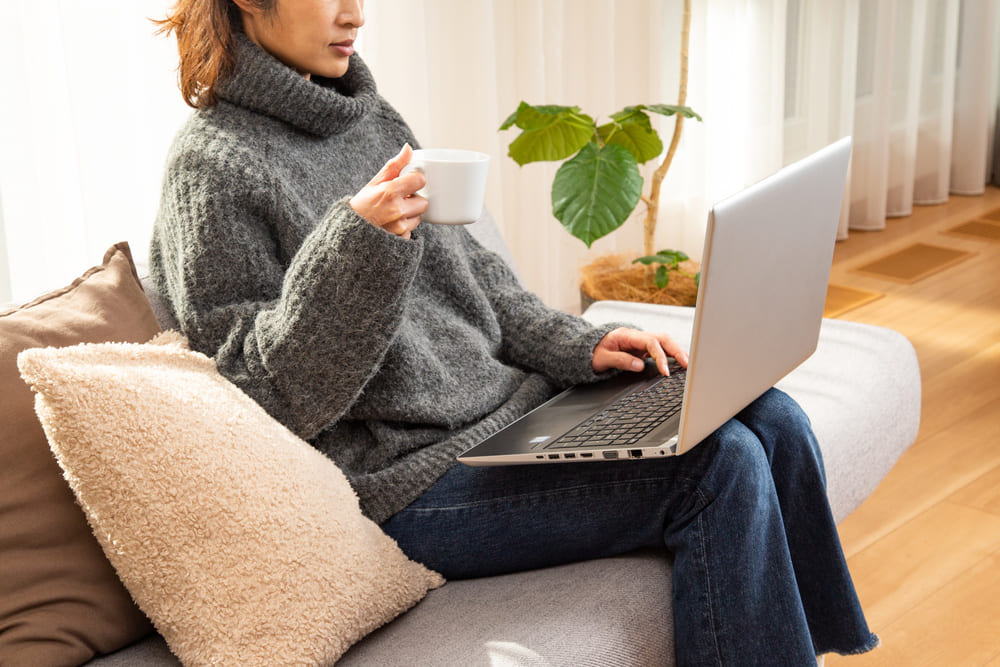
[592,124,605,147]
[642,0,691,259]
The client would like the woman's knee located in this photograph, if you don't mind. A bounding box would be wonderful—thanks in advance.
[740,388,827,483]
[747,388,812,431]
[743,388,818,444]
[701,421,775,496]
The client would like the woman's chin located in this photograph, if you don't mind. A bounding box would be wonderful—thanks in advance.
[286,57,350,81]
[313,55,352,79]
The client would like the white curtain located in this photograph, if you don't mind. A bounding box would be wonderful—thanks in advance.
[2,1,998,312]
[0,0,189,305]
[849,0,999,227]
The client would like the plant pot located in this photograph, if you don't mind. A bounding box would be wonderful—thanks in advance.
[579,253,699,313]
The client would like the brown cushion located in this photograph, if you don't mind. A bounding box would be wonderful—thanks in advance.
[0,243,160,666]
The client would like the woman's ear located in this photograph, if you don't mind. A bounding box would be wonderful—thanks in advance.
[230,0,260,16]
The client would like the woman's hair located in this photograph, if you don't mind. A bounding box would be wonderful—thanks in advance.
[153,0,274,108]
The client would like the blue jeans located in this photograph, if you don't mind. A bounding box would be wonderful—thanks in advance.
[381,388,878,665]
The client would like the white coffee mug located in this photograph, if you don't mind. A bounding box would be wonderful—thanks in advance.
[406,149,490,225]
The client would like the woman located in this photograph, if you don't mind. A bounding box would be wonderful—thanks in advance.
[151,1,877,663]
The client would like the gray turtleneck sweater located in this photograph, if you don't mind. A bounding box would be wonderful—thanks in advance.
[150,36,618,523]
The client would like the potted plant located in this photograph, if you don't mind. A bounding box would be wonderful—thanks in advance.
[499,0,701,309]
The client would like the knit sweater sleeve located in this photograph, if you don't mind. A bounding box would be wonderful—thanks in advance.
[152,146,422,440]
[460,233,623,388]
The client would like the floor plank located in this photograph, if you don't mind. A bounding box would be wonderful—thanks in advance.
[915,341,1000,442]
[841,502,1000,630]
[835,397,1000,557]
[948,461,1000,518]
[831,552,1000,666]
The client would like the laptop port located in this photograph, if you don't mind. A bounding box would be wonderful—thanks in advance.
[630,449,643,459]
[602,451,619,460]
[564,453,576,459]
[580,452,594,458]
[548,454,560,460]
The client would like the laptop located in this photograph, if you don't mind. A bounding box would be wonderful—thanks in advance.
[458,137,852,466]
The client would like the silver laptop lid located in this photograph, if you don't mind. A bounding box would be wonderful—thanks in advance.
[674,137,852,454]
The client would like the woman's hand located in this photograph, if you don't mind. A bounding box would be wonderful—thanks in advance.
[592,327,689,376]
[349,144,428,239]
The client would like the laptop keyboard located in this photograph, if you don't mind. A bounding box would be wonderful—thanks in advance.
[546,361,687,449]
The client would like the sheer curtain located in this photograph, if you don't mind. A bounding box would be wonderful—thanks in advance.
[0,0,189,305]
[2,1,998,311]
[849,0,998,228]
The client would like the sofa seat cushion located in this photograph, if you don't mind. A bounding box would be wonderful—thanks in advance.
[87,549,675,667]
[340,549,673,665]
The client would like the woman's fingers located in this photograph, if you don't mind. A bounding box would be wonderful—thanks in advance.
[592,327,689,375]
[349,143,429,236]
[385,215,423,239]
[645,337,670,376]
[394,168,426,197]
[368,143,413,186]
[652,332,689,369]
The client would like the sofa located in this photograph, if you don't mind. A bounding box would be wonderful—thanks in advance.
[1,213,920,666]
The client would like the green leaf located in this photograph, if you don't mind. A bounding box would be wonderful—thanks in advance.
[518,104,585,130]
[695,271,701,288]
[641,103,703,122]
[654,265,670,289]
[632,249,689,268]
[498,103,524,131]
[551,143,642,248]
[657,249,689,265]
[506,105,596,165]
[609,106,649,124]
[598,112,663,164]
[500,102,582,131]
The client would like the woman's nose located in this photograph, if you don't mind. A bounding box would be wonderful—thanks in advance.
[339,0,365,29]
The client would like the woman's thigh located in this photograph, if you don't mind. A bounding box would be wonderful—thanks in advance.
[380,452,713,579]
[380,387,819,580]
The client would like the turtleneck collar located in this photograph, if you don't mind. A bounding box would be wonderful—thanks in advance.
[215,33,380,138]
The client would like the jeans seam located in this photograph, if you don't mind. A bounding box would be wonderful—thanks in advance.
[691,484,724,666]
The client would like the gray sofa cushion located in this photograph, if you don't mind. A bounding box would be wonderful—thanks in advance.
[342,549,674,665]
[88,550,674,666]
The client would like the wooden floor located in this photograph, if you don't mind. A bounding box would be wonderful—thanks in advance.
[825,188,1000,665]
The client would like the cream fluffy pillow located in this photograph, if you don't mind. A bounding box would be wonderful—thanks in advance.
[17,332,444,666]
